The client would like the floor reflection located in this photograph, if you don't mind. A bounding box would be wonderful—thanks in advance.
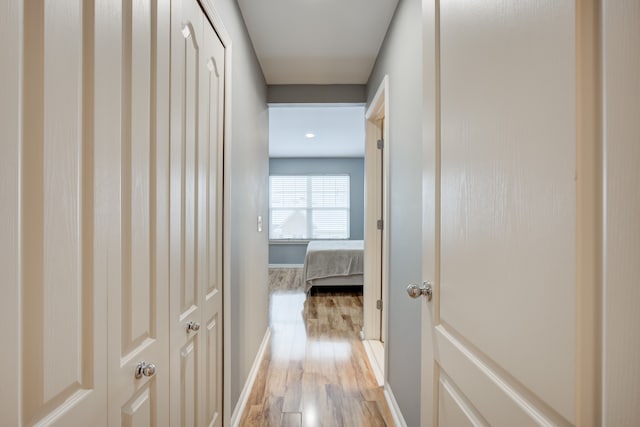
[240,268,394,426]
[270,292,307,361]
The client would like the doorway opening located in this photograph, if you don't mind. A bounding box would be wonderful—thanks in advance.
[267,103,366,273]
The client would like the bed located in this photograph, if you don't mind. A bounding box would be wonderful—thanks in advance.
[303,240,364,293]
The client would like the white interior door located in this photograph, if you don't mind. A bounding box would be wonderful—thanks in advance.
[420,1,595,425]
[105,0,171,425]
[169,0,225,425]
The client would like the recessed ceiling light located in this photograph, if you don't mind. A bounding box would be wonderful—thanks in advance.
[305,133,315,139]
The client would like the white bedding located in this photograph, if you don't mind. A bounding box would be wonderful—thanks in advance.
[303,240,364,292]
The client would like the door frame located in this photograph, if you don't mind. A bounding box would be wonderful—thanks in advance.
[196,1,233,424]
[364,75,390,351]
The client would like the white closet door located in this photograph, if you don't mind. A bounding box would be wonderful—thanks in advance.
[0,1,173,424]
[102,0,171,425]
[169,0,225,425]
[2,0,108,424]
[198,18,225,427]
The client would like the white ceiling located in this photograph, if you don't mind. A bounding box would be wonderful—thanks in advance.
[237,0,399,84]
[269,105,365,158]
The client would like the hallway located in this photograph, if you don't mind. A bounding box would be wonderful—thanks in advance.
[2,0,639,425]
[239,269,394,426]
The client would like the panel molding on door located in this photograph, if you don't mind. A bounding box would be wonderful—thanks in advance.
[434,326,568,426]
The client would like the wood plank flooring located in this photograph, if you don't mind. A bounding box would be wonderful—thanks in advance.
[239,268,394,426]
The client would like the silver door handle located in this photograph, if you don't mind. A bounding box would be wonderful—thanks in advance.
[186,321,201,333]
[407,281,433,301]
[135,361,156,379]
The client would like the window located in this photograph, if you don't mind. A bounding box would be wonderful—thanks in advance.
[269,175,350,240]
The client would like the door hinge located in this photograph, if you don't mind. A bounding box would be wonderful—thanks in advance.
[377,219,384,230]
[376,299,383,310]
[377,139,384,150]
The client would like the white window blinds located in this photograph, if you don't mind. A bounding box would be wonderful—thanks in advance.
[269,175,350,239]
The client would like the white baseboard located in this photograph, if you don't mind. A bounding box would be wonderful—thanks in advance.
[268,263,303,268]
[384,383,408,427]
[363,339,385,387]
[230,328,271,427]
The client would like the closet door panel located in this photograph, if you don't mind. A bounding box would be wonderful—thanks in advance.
[169,0,205,425]
[171,1,226,425]
[19,0,107,424]
[199,22,225,427]
[103,0,170,425]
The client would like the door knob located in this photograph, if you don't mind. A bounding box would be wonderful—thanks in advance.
[186,321,201,333]
[135,361,157,379]
[406,281,433,301]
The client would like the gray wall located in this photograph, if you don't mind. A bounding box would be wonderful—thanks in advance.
[366,0,423,425]
[269,157,365,265]
[216,0,270,413]
[267,84,367,104]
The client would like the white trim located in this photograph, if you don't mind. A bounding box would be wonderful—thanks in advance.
[366,75,389,121]
[363,339,385,387]
[363,75,390,373]
[268,264,304,268]
[230,328,271,427]
[268,239,310,245]
[384,383,408,427]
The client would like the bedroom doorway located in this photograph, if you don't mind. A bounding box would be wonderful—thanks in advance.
[265,96,388,387]
[267,103,366,268]
[363,75,389,386]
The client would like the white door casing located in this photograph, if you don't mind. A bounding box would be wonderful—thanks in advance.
[364,76,390,346]
[169,0,225,425]
[421,1,600,426]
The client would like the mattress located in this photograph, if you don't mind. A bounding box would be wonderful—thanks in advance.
[303,240,364,292]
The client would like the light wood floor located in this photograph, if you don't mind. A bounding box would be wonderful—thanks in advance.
[239,268,394,426]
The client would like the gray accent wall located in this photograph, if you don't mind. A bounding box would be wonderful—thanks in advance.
[216,0,270,414]
[366,0,423,425]
[269,157,365,265]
